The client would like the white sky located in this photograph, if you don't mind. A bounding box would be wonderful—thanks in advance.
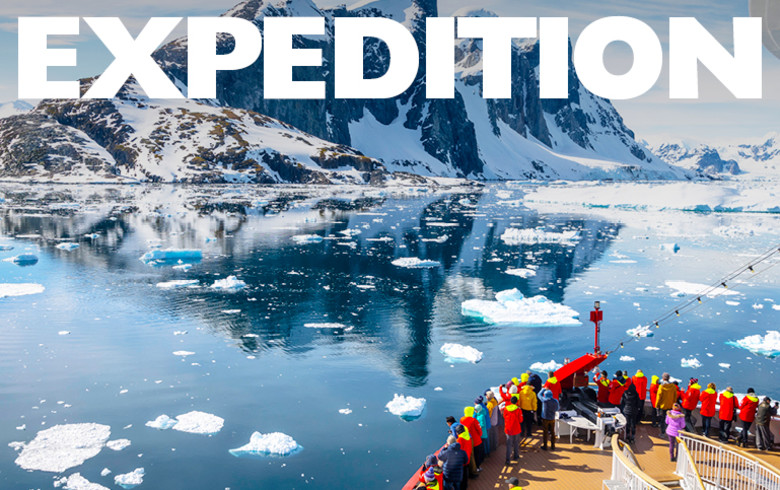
[0,0,778,145]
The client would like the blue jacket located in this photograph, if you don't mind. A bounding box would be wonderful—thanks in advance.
[448,422,461,438]
[438,442,467,482]
[538,388,560,420]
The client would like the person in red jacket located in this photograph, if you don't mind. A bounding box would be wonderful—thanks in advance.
[718,386,737,442]
[632,369,648,423]
[699,382,717,437]
[649,375,661,427]
[455,424,474,479]
[543,371,561,400]
[608,371,630,407]
[594,370,610,407]
[681,378,701,432]
[460,407,484,470]
[737,388,760,447]
[502,395,523,466]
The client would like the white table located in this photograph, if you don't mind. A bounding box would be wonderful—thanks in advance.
[561,415,599,444]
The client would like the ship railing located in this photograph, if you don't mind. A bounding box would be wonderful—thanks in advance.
[675,435,706,489]
[676,431,780,490]
[606,434,673,489]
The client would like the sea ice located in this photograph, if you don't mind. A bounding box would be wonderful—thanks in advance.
[666,281,738,298]
[620,356,636,362]
[500,228,580,246]
[106,439,131,451]
[660,243,680,253]
[114,468,144,489]
[53,473,109,490]
[726,301,741,306]
[338,409,352,415]
[461,289,581,326]
[0,245,14,251]
[100,468,111,476]
[529,360,563,373]
[505,268,536,278]
[719,363,731,369]
[172,264,192,271]
[171,411,224,435]
[210,276,246,291]
[726,331,780,358]
[626,325,654,338]
[440,343,483,363]
[292,234,323,244]
[5,254,39,265]
[681,357,702,368]
[156,280,199,289]
[391,257,440,268]
[0,283,45,298]
[55,243,80,251]
[13,423,111,472]
[645,346,660,351]
[145,415,177,430]
[172,351,195,357]
[385,394,426,420]
[139,249,202,264]
[303,322,348,329]
[229,432,303,458]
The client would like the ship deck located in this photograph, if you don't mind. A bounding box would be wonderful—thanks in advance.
[466,422,780,490]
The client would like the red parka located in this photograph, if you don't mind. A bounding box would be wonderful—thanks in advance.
[649,376,660,407]
[460,409,483,448]
[699,388,717,418]
[502,403,523,436]
[719,391,736,421]
[682,383,701,411]
[632,371,648,401]
[543,376,561,400]
[594,374,610,404]
[608,378,630,406]
[738,394,760,423]
[457,430,473,463]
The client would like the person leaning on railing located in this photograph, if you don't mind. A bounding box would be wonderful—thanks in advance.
[718,386,737,443]
[754,397,778,451]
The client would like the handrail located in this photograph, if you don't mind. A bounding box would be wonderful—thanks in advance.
[677,430,780,478]
[610,434,673,489]
[675,436,706,489]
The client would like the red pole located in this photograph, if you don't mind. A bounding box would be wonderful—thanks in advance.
[590,301,603,355]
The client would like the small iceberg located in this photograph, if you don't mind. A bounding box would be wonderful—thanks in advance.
[145,415,177,430]
[386,394,426,420]
[172,351,195,357]
[13,423,111,472]
[500,228,580,246]
[54,473,109,490]
[55,243,80,251]
[172,263,192,271]
[726,331,780,358]
[106,439,131,451]
[0,283,45,298]
[139,249,202,265]
[681,357,702,368]
[645,346,660,351]
[505,268,536,278]
[660,243,680,253]
[462,289,581,326]
[619,356,636,362]
[391,257,440,268]
[627,325,654,338]
[529,360,563,373]
[114,468,144,489]
[5,254,38,266]
[292,234,323,244]
[171,411,224,435]
[719,363,731,369]
[338,408,352,415]
[229,432,303,458]
[303,322,351,331]
[440,343,483,363]
[156,280,199,289]
[211,276,246,291]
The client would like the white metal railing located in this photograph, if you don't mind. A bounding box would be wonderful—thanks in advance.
[606,435,672,490]
[677,431,780,490]
[675,437,706,490]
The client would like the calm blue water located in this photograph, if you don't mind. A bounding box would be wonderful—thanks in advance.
[0,183,777,489]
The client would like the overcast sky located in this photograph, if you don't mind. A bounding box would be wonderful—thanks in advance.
[1,0,777,145]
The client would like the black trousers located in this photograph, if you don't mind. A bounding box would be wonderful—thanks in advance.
[521,410,534,436]
[739,420,752,445]
[719,419,733,442]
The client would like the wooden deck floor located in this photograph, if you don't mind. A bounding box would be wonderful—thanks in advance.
[466,422,780,490]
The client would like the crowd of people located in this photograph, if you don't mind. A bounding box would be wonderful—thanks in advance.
[413,366,779,489]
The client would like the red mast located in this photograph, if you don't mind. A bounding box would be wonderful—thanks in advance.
[590,300,603,355]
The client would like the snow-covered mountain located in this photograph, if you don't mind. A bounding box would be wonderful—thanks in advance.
[650,134,780,179]
[153,0,685,181]
[0,100,33,119]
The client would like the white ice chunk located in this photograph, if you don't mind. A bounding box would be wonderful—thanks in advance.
[645,346,660,351]
[440,343,483,363]
[627,325,654,338]
[172,351,195,357]
[462,289,581,326]
[391,257,440,268]
[106,439,131,451]
[660,243,680,253]
[210,276,246,291]
[229,432,303,458]
[385,394,426,419]
[421,235,449,243]
[114,468,144,489]
[4,254,39,265]
[619,356,636,362]
[681,357,702,368]
[505,268,537,278]
[145,415,176,430]
[500,228,580,246]
[55,243,80,251]
[727,331,780,358]
[100,468,111,476]
[171,411,224,435]
[13,423,110,472]
[719,363,731,369]
[666,281,738,297]
[172,264,192,271]
[54,473,109,490]
[726,301,741,306]
[156,280,199,289]
[292,234,323,244]
[303,322,348,329]
[139,249,201,264]
[0,283,45,298]
[529,360,563,373]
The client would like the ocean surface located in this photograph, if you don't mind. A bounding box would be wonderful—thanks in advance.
[0,182,778,489]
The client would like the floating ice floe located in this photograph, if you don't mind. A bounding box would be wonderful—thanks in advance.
[13,423,111,472]
[229,432,303,458]
[303,322,348,329]
[681,357,702,368]
[391,257,440,268]
[0,283,45,298]
[53,473,109,490]
[106,439,131,451]
[211,276,246,291]
[773,304,780,311]
[85,233,100,240]
[55,243,80,251]
[505,268,536,278]
[171,411,224,434]
[421,235,449,244]
[627,325,654,338]
[100,468,111,476]
[172,263,192,271]
[462,289,581,327]
[139,249,202,265]
[645,346,660,351]
[660,243,680,253]
[726,301,741,306]
[5,254,39,265]
[529,360,563,373]
[145,415,177,430]
[156,280,199,289]
[440,343,483,363]
[500,228,580,246]
[385,394,426,420]
[619,356,636,362]
[114,468,144,489]
[292,234,323,244]
[338,408,352,415]
[719,363,731,369]
[172,351,195,357]
[752,303,764,310]
[58,331,70,335]
[666,281,738,298]
[0,245,14,251]
[726,331,780,358]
